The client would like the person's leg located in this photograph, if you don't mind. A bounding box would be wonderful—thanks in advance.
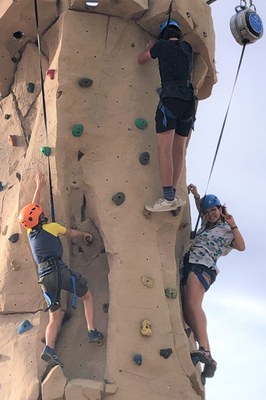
[156,129,175,188]
[81,290,95,331]
[182,272,210,351]
[45,308,65,349]
[172,134,187,189]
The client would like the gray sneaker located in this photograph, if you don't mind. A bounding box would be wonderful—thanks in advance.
[145,197,180,213]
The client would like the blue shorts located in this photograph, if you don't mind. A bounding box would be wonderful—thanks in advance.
[155,98,195,137]
[180,263,217,291]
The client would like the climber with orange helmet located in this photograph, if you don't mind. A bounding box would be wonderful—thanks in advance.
[138,19,196,212]
[181,184,245,378]
[19,173,104,368]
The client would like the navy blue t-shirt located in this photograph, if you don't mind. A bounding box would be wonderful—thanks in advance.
[150,39,193,86]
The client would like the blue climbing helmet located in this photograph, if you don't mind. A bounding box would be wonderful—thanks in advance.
[160,19,181,34]
[200,194,221,213]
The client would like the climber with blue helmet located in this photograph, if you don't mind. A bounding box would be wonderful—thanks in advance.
[138,19,196,212]
[19,173,104,368]
[180,184,245,379]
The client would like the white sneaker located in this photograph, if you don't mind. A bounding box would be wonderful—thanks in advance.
[145,197,179,213]
[175,194,186,207]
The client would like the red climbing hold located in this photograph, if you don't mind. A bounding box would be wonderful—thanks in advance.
[47,69,55,80]
[8,135,17,146]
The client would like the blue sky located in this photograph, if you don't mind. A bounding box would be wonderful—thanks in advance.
[187,1,266,398]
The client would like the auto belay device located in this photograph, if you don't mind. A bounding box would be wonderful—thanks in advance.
[230,0,263,45]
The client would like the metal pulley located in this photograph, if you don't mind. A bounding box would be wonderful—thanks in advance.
[230,0,263,45]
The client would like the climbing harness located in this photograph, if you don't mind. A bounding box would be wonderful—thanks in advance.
[33,0,55,222]
[230,1,263,45]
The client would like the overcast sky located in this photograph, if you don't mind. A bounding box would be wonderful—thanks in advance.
[187,1,266,398]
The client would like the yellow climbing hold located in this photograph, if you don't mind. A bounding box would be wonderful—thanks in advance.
[141,275,154,288]
[140,319,152,337]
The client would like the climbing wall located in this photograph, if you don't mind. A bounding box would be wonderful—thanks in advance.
[0,1,216,399]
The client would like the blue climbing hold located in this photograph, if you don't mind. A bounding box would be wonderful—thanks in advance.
[133,353,142,366]
[8,233,20,243]
[191,354,200,366]
[18,319,33,334]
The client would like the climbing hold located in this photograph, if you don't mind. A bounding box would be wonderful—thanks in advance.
[179,222,189,231]
[132,353,142,366]
[141,275,154,288]
[4,114,11,120]
[56,90,62,99]
[156,87,162,96]
[185,327,192,337]
[13,31,24,40]
[8,233,19,243]
[201,374,206,386]
[159,348,172,359]
[77,150,84,161]
[47,69,56,80]
[11,52,21,63]
[16,172,21,181]
[72,124,84,137]
[27,82,35,93]
[112,192,125,206]
[11,259,20,271]
[171,208,181,217]
[191,353,200,366]
[18,319,33,334]
[0,182,4,192]
[40,146,51,156]
[78,77,93,88]
[165,288,177,299]
[8,135,18,147]
[102,303,109,313]
[140,319,152,337]
[139,152,150,166]
[135,118,148,130]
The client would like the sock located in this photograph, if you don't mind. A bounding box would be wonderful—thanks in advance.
[173,187,176,196]
[163,186,174,201]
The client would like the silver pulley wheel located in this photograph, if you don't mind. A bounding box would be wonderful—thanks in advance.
[230,4,263,45]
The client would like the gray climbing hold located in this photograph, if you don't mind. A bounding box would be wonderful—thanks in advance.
[112,192,125,206]
[78,78,93,88]
[133,353,142,366]
[27,83,35,93]
[139,152,150,166]
[77,151,84,161]
[102,303,109,313]
[11,260,20,271]
[16,172,21,181]
[159,348,172,359]
[165,288,177,299]
[185,327,192,337]
[8,233,19,243]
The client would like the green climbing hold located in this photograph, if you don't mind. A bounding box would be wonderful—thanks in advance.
[135,118,148,130]
[40,146,51,156]
[72,124,84,137]
[165,288,177,299]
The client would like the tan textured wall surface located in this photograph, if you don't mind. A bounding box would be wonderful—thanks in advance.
[0,1,216,399]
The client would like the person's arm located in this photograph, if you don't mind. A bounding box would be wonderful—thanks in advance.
[224,211,245,251]
[138,40,156,65]
[65,228,93,245]
[32,173,45,204]
[188,183,201,211]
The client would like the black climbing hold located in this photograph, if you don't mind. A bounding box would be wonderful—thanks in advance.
[4,114,11,120]
[201,374,206,386]
[77,150,84,161]
[72,124,84,137]
[27,82,35,93]
[112,192,125,206]
[16,172,21,181]
[13,31,25,40]
[171,208,181,217]
[102,303,109,313]
[18,319,33,334]
[191,354,200,366]
[159,348,173,359]
[56,90,63,99]
[133,353,142,366]
[139,152,150,166]
[185,327,192,338]
[78,78,93,88]
[8,233,19,243]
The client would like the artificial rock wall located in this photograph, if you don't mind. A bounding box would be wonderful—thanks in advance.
[0,1,216,399]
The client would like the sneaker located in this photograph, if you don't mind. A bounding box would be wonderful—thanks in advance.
[191,347,213,364]
[175,194,186,207]
[145,197,180,213]
[202,358,217,378]
[88,328,105,344]
[41,347,64,367]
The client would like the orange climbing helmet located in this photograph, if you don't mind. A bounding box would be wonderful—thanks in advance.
[19,203,43,229]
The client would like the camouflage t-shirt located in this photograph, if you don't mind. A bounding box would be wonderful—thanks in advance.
[188,222,234,273]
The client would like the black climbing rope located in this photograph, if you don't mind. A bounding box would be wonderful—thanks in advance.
[191,42,247,237]
[167,0,174,24]
[33,0,55,222]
